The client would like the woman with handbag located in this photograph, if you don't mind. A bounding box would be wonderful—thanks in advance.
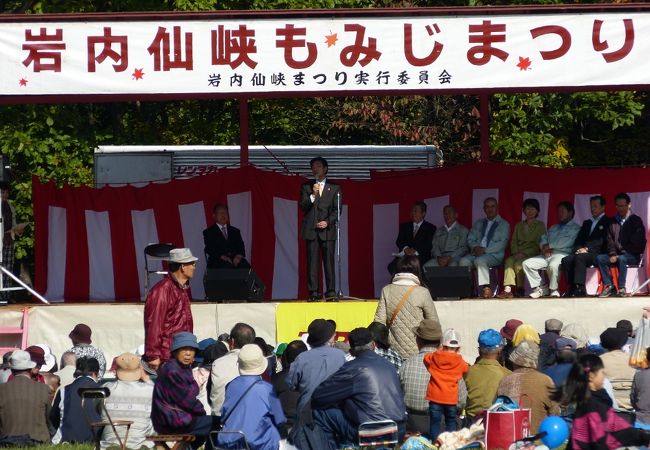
[374,255,440,359]
[554,353,650,450]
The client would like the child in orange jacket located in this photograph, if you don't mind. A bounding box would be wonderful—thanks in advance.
[423,328,469,441]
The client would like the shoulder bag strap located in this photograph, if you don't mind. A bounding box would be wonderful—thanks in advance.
[387,285,417,329]
[220,379,260,424]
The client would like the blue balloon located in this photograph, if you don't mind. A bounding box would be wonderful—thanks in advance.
[539,416,570,449]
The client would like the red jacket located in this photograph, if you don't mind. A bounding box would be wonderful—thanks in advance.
[144,274,193,362]
[424,350,469,405]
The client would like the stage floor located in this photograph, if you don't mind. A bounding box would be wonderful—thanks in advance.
[1,296,649,363]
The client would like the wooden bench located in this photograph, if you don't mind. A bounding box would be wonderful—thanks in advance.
[147,434,195,450]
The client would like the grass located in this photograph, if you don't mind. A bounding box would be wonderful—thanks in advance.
[30,446,93,450]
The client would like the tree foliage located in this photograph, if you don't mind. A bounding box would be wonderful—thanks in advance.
[0,105,103,259]
[489,92,646,168]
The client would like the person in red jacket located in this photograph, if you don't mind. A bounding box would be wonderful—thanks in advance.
[144,248,197,371]
[424,328,469,441]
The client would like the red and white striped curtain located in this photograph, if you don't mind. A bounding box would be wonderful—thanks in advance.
[33,163,650,302]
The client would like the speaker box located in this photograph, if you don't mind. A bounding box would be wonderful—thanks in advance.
[203,269,265,302]
[423,266,472,300]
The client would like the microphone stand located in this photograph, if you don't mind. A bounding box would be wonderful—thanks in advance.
[329,190,360,301]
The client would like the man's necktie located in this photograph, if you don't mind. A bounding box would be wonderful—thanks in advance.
[413,224,419,237]
[221,226,228,239]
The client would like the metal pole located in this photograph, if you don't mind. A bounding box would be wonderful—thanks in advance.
[479,94,490,162]
[0,265,49,304]
[239,97,249,167]
[336,192,342,299]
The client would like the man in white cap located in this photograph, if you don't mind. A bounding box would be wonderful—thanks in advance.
[144,248,197,371]
[0,350,52,443]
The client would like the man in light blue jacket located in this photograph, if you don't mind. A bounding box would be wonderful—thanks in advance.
[459,198,510,298]
[523,201,580,298]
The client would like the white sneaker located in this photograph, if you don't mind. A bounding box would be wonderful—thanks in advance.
[529,286,549,299]
[550,290,561,297]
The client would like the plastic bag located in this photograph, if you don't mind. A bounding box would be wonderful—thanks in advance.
[629,316,650,368]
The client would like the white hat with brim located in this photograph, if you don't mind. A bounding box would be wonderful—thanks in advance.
[238,344,267,376]
[10,350,36,371]
[36,344,56,372]
[168,248,198,264]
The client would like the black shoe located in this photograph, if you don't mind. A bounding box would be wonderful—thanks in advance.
[324,291,338,301]
[599,285,614,298]
[574,284,587,297]
[308,293,321,302]
[617,288,627,297]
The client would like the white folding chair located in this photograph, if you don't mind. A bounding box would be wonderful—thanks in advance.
[358,420,399,449]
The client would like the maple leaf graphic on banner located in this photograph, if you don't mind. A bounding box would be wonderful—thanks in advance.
[18,78,28,86]
[517,56,532,71]
[132,68,145,80]
[325,32,338,47]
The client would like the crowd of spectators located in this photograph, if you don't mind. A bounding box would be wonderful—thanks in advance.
[4,303,650,449]
[3,309,650,450]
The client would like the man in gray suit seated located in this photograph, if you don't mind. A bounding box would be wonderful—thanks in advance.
[459,198,510,298]
[424,205,469,269]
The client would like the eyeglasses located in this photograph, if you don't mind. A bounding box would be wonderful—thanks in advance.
[183,261,197,267]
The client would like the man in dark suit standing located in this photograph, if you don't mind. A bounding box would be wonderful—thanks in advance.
[561,195,611,297]
[203,203,250,269]
[300,157,341,301]
[388,201,436,275]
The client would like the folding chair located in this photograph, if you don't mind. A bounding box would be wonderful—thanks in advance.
[209,430,250,450]
[79,387,133,450]
[144,243,175,297]
[148,434,195,450]
[472,266,501,297]
[624,255,648,295]
[358,420,399,449]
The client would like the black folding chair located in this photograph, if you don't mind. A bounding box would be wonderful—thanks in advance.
[78,387,133,450]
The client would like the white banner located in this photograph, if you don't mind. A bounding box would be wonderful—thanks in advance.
[0,11,648,96]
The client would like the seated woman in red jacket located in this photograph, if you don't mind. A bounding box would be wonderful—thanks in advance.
[151,332,218,449]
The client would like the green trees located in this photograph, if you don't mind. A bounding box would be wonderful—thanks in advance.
[490,91,646,168]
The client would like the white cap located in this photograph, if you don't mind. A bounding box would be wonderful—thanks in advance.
[442,328,461,348]
[167,248,198,264]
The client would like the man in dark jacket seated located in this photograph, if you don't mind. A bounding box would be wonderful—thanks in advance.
[311,328,406,449]
[203,203,250,269]
[596,192,647,297]
[387,201,436,276]
[561,195,611,297]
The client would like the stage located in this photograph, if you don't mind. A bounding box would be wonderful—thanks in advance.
[1,296,649,364]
